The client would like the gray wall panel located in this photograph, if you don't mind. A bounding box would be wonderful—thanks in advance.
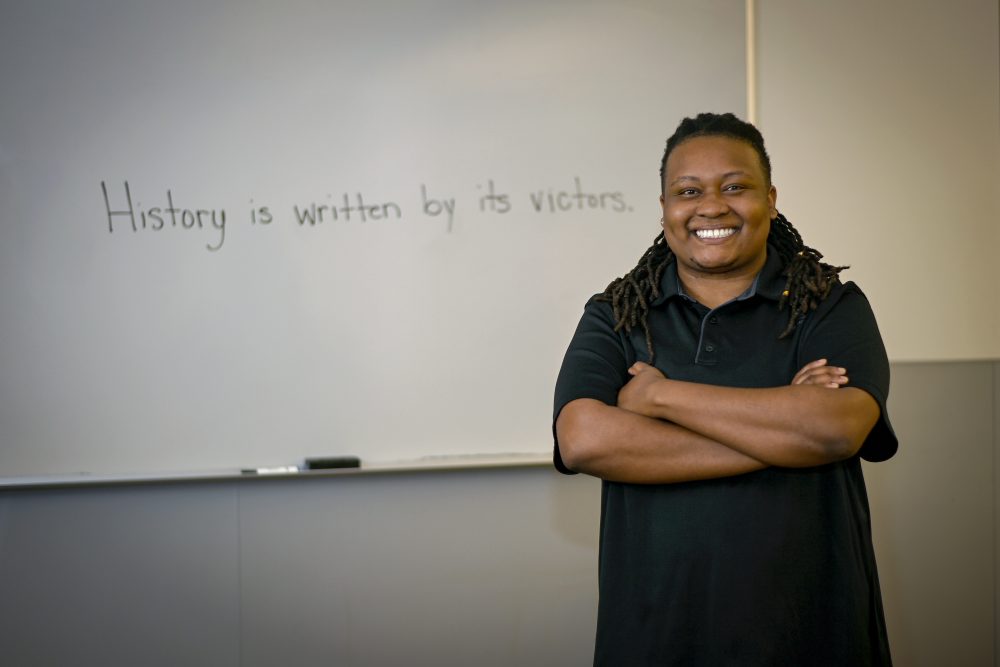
[237,468,600,667]
[0,484,240,667]
[865,362,995,666]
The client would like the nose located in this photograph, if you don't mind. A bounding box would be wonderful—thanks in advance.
[695,190,730,218]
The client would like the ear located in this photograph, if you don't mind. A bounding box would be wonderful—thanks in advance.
[768,185,778,219]
[659,195,666,228]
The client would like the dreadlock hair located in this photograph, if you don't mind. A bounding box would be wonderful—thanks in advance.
[596,112,846,362]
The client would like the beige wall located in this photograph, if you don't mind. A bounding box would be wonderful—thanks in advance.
[756,0,1000,362]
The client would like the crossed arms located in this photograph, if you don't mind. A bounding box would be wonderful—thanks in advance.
[555,360,881,484]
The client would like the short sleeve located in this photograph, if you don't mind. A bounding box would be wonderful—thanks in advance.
[797,282,898,462]
[552,297,634,474]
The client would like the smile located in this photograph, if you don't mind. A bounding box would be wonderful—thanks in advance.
[694,227,738,240]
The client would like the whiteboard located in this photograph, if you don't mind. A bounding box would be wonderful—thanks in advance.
[0,0,746,480]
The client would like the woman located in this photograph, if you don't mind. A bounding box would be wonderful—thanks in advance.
[553,113,896,665]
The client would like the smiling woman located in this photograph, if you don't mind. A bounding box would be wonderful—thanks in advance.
[598,114,845,359]
[553,112,897,666]
[659,135,775,306]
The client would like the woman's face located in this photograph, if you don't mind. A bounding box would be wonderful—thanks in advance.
[660,135,777,283]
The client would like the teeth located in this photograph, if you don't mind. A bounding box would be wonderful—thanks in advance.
[695,228,737,239]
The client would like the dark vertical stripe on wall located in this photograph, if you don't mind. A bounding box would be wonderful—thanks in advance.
[994,360,999,667]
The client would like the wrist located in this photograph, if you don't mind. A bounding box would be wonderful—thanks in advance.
[646,377,675,417]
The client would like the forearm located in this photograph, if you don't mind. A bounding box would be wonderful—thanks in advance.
[643,381,878,467]
[556,398,767,484]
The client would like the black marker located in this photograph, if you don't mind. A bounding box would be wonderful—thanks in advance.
[305,456,361,470]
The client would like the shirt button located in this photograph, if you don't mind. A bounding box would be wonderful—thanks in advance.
[705,344,715,352]
[709,316,719,324]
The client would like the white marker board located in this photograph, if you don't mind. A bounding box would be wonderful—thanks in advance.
[0,0,746,480]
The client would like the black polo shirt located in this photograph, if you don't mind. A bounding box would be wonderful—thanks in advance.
[553,245,897,666]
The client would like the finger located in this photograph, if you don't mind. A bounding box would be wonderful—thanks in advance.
[820,369,848,383]
[791,359,827,384]
[808,373,849,386]
[824,375,849,388]
[628,361,652,375]
[792,359,826,384]
[794,367,848,386]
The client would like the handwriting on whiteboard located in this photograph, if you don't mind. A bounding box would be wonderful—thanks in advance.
[100,178,634,252]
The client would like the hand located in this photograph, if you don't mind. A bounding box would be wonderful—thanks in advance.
[617,362,668,416]
[791,359,848,388]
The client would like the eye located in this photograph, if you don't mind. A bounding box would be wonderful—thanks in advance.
[676,187,700,197]
[723,183,747,192]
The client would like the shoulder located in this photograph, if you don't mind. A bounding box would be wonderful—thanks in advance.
[800,280,879,332]
[822,280,870,307]
[584,292,614,311]
[580,293,618,327]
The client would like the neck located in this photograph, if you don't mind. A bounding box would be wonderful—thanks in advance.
[677,255,766,309]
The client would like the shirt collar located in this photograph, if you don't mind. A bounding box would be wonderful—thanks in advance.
[650,243,787,307]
